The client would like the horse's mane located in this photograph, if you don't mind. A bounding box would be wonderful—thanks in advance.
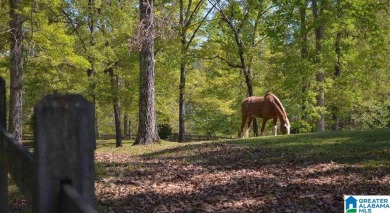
[265,93,289,122]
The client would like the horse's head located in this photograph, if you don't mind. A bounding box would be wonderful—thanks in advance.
[280,118,290,135]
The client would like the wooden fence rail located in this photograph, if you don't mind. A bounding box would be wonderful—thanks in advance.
[86,134,233,142]
[167,134,233,142]
[0,77,98,213]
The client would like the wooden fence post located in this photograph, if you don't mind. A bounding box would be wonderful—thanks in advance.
[33,95,96,213]
[0,77,8,213]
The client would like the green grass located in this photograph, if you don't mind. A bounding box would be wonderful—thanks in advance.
[232,128,390,167]
[112,128,389,169]
[93,128,390,212]
[8,128,390,212]
[93,129,390,178]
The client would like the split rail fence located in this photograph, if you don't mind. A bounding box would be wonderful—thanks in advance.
[0,77,97,213]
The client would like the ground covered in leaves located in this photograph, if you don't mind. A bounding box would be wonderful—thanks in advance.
[9,129,390,212]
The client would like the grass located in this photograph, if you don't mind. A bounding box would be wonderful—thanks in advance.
[98,128,389,168]
[7,128,390,212]
[229,128,390,167]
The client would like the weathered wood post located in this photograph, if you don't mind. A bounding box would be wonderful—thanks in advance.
[33,95,96,213]
[0,77,8,213]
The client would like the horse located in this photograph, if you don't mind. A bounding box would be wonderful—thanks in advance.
[240,93,290,138]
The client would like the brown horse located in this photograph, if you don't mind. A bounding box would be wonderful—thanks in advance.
[240,93,290,138]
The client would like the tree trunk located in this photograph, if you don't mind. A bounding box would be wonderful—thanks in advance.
[95,103,100,139]
[87,0,99,140]
[123,114,129,138]
[107,68,122,147]
[300,0,309,121]
[113,98,122,147]
[312,0,325,132]
[218,5,260,136]
[9,0,24,143]
[128,119,132,139]
[0,77,8,213]
[177,0,213,142]
[332,0,343,130]
[178,0,186,142]
[236,23,258,136]
[178,60,186,142]
[243,67,258,136]
[135,0,160,145]
[315,72,325,131]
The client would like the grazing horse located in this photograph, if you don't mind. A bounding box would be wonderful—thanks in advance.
[240,93,290,138]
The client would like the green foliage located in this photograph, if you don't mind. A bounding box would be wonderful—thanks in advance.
[158,123,173,140]
[1,0,389,136]
[291,120,313,134]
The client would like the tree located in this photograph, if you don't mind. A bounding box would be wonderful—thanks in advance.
[208,0,268,136]
[178,0,215,142]
[1,0,388,140]
[134,0,160,145]
[299,0,310,122]
[105,67,122,147]
[8,0,24,143]
[60,0,101,137]
[312,0,327,132]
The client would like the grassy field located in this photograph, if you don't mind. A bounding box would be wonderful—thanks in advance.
[8,128,390,212]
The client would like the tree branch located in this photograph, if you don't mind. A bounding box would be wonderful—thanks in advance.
[61,9,88,53]
[186,1,216,49]
[202,55,243,69]
[185,0,204,28]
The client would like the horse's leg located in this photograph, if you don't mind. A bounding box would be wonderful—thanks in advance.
[241,114,250,138]
[260,119,268,136]
[246,116,255,137]
[272,117,278,136]
[242,115,255,138]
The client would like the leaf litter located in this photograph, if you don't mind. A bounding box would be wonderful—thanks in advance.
[93,142,390,213]
[9,138,390,213]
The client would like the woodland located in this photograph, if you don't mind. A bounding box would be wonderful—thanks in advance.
[1,0,390,143]
[2,1,390,212]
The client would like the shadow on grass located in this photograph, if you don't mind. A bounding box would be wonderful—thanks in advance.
[95,129,390,212]
[140,128,390,167]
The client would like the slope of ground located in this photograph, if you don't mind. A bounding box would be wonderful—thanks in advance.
[94,129,390,212]
[9,129,390,212]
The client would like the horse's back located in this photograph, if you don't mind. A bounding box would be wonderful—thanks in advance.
[242,95,281,119]
[241,96,265,118]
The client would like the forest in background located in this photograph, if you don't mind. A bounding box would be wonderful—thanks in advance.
[0,0,389,139]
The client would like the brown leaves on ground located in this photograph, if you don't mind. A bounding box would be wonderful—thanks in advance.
[95,142,390,213]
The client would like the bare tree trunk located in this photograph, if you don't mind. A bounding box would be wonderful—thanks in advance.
[129,119,132,139]
[217,4,259,136]
[113,97,122,147]
[178,0,186,142]
[95,103,100,139]
[87,0,100,139]
[0,77,8,213]
[178,0,185,143]
[106,68,122,147]
[332,0,343,130]
[300,0,310,122]
[177,0,211,142]
[178,60,186,142]
[135,0,160,145]
[312,0,326,132]
[123,114,129,138]
[243,67,258,136]
[9,0,24,143]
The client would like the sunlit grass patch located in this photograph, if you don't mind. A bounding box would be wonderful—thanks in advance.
[8,128,390,212]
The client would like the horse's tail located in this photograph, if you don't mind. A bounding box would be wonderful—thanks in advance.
[241,97,251,138]
[242,117,250,138]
